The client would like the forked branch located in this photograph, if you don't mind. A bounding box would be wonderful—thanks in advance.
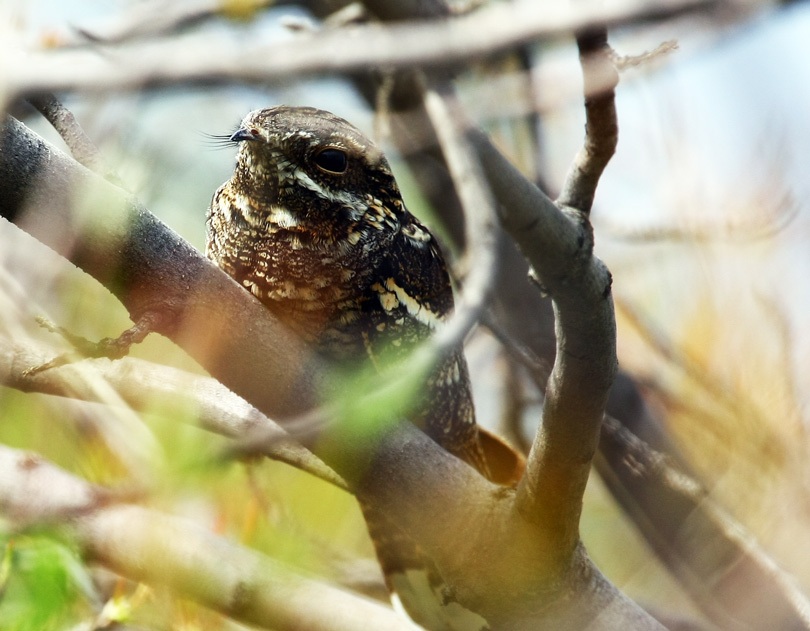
[462,28,618,541]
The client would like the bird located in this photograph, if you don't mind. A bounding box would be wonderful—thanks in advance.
[206,106,487,472]
[206,106,518,630]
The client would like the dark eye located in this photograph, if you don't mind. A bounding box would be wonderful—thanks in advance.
[313,148,348,174]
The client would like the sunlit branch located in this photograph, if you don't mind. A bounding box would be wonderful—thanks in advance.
[0,0,713,98]
[557,29,619,214]
[0,445,415,631]
[0,337,345,490]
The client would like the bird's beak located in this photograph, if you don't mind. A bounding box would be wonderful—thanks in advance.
[230,128,258,143]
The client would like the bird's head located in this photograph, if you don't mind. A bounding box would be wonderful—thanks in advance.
[227,106,403,229]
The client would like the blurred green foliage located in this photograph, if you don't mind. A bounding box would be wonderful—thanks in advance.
[0,534,93,630]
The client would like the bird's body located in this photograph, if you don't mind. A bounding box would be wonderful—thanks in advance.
[207,106,491,630]
[206,106,485,471]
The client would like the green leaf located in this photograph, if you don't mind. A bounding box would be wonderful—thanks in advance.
[0,533,95,631]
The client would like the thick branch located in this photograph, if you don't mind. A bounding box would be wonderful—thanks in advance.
[0,338,344,489]
[0,116,655,628]
[0,0,712,97]
[469,125,617,542]
[508,27,617,541]
[0,115,323,423]
[0,445,415,631]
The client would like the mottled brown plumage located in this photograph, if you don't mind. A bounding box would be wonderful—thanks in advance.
[206,106,491,630]
[206,106,485,472]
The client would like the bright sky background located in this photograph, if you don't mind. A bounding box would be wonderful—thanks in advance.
[593,4,810,416]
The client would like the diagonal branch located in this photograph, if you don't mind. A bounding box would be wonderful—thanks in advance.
[467,53,618,546]
[0,445,416,631]
[0,337,345,489]
[420,80,501,365]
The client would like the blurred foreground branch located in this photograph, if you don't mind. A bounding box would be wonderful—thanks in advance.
[0,445,414,631]
[0,0,713,98]
[0,337,345,489]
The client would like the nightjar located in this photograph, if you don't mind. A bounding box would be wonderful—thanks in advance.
[206,106,486,471]
[206,106,515,630]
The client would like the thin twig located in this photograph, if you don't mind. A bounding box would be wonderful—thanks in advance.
[27,93,104,172]
[1,337,346,490]
[23,312,165,376]
[481,312,551,388]
[421,79,500,359]
[609,39,678,69]
[556,29,619,214]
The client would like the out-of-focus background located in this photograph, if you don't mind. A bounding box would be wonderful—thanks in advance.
[2,1,810,628]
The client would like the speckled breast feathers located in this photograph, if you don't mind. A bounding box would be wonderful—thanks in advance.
[206,106,483,467]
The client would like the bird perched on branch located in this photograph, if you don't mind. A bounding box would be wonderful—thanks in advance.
[206,106,521,630]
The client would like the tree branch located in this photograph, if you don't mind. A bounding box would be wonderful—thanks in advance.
[420,80,501,365]
[557,30,619,214]
[26,93,105,174]
[0,445,416,631]
[0,112,654,629]
[0,0,713,98]
[512,30,617,543]
[0,337,345,489]
[469,123,617,541]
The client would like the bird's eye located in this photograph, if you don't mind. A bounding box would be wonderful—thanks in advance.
[313,148,348,174]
